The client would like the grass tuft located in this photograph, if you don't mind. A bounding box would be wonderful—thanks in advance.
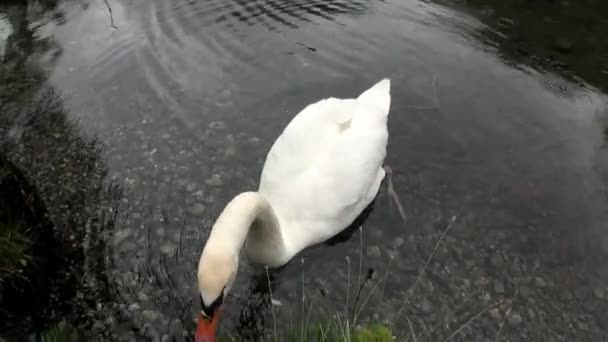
[0,221,32,284]
[39,321,80,342]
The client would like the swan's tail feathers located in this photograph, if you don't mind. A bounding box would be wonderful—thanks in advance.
[357,78,391,115]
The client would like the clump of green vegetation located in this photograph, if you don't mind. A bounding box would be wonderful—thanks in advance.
[219,319,393,342]
[38,321,80,342]
[0,221,32,284]
[280,319,393,342]
[352,323,393,342]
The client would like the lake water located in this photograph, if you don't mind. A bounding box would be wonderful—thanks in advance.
[1,0,608,341]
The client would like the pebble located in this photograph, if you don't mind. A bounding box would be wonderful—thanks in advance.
[535,277,546,288]
[205,174,223,187]
[128,303,140,312]
[142,309,160,322]
[170,319,185,338]
[593,287,604,299]
[138,292,150,302]
[489,308,501,321]
[520,286,533,297]
[391,237,404,250]
[508,311,523,327]
[160,243,176,256]
[575,287,586,300]
[188,203,205,216]
[420,297,432,313]
[552,37,573,52]
[92,320,105,331]
[366,245,382,258]
[104,316,115,327]
[493,280,505,294]
[490,253,503,267]
[112,229,131,246]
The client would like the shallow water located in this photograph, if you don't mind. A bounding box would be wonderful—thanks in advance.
[1,0,608,340]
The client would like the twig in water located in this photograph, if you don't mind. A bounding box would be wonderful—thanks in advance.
[385,165,407,225]
[443,299,505,342]
[345,256,351,320]
[265,266,278,342]
[421,287,483,340]
[393,216,458,325]
[352,270,388,326]
[352,255,395,325]
[407,317,417,342]
[101,0,118,29]
[494,306,512,342]
[300,258,305,342]
[351,226,364,319]
[431,73,441,108]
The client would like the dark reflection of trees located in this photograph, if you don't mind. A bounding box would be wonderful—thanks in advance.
[194,0,377,31]
[0,0,117,339]
[434,0,608,92]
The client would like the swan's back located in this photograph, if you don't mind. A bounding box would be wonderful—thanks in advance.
[259,79,391,254]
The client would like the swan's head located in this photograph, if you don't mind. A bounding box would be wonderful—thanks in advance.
[195,243,238,342]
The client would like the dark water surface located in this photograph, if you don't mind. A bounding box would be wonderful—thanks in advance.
[1,0,608,340]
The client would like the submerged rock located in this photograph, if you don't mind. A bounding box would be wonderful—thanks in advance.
[142,309,160,322]
[188,203,205,216]
[366,245,382,258]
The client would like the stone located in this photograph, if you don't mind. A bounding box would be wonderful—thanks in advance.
[128,303,140,312]
[552,37,573,53]
[508,311,522,327]
[138,292,150,302]
[366,245,382,258]
[170,319,184,338]
[493,280,505,294]
[92,320,105,331]
[520,286,533,297]
[490,253,503,268]
[535,277,546,288]
[160,243,176,256]
[489,308,501,321]
[205,174,223,187]
[575,287,587,300]
[142,309,160,322]
[188,203,205,216]
[593,287,604,299]
[420,297,432,313]
[391,237,405,250]
[112,229,131,246]
[104,316,115,327]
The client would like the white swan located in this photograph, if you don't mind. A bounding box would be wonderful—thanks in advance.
[194,79,391,342]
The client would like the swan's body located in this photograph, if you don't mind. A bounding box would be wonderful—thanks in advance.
[195,79,391,342]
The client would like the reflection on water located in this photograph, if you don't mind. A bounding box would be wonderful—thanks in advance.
[1,0,608,340]
[441,0,608,93]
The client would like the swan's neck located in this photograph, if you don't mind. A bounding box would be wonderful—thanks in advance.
[207,192,289,267]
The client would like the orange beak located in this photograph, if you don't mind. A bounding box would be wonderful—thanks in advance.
[195,307,222,342]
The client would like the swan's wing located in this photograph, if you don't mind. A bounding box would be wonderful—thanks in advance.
[259,97,357,191]
[260,79,390,195]
[259,79,391,245]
